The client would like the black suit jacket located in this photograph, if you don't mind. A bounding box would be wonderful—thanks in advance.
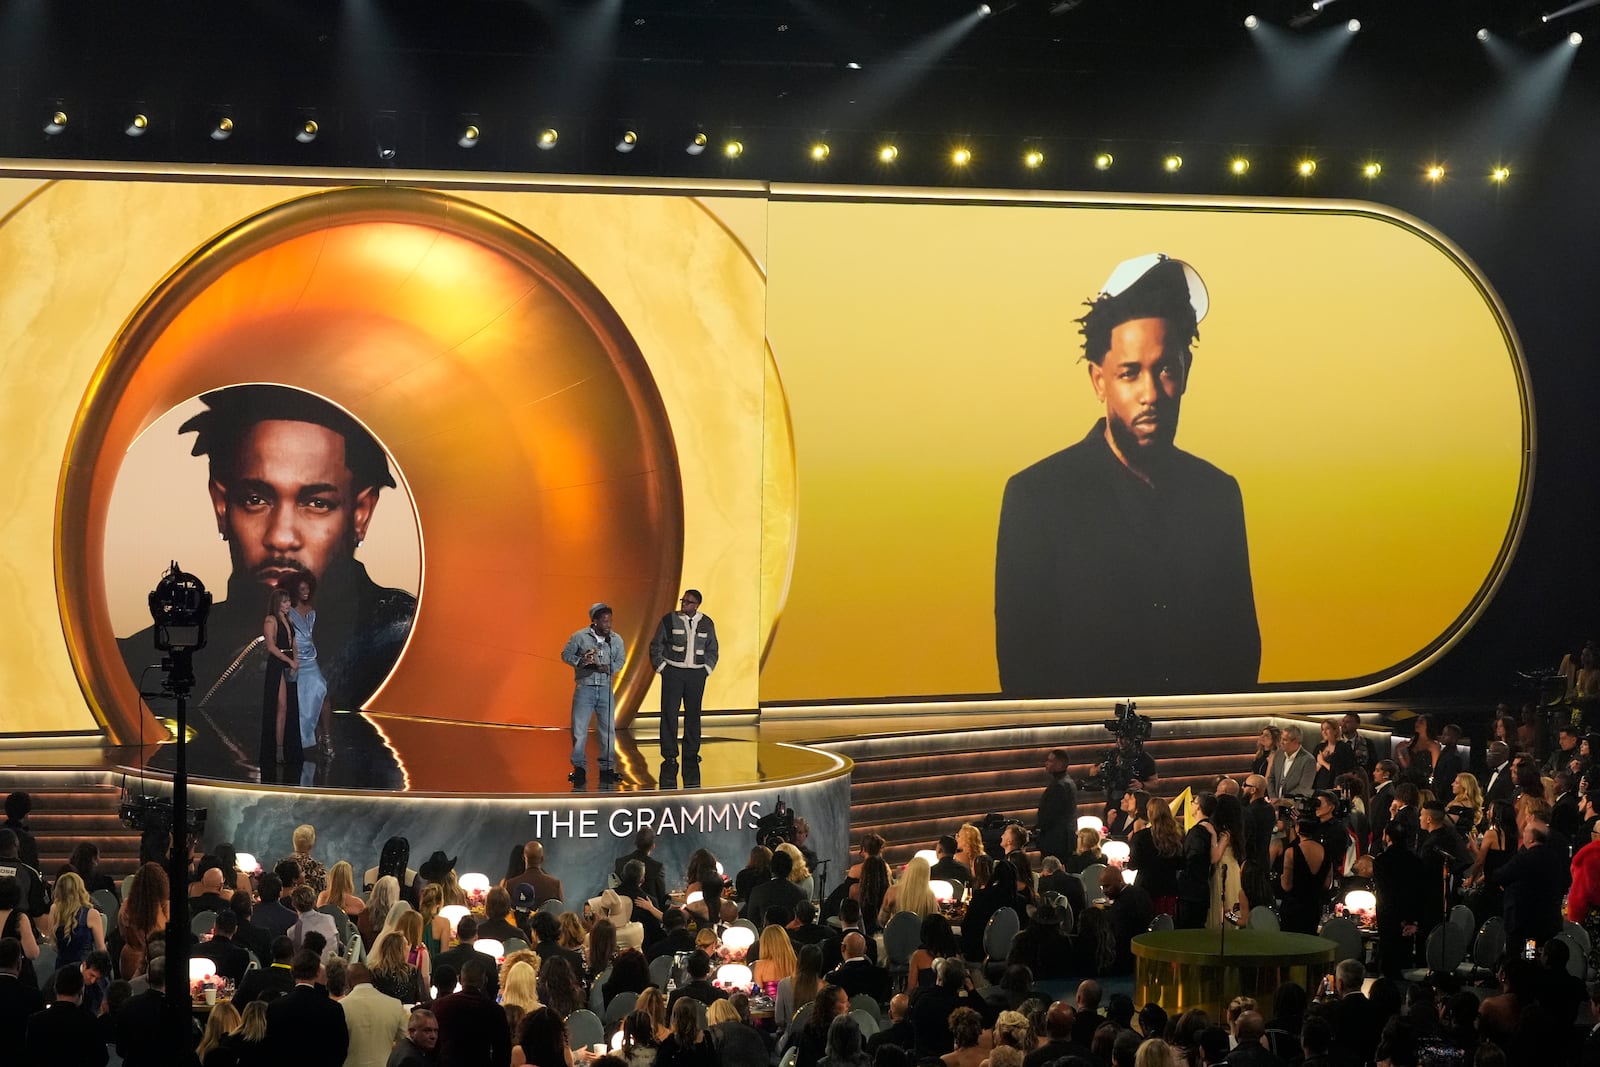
[1489,842,1573,943]
[433,943,501,999]
[0,973,46,1040]
[196,934,252,985]
[614,849,669,908]
[1368,783,1394,852]
[1037,774,1078,862]
[1430,746,1465,796]
[1482,763,1516,808]
[867,1019,916,1054]
[266,984,349,1067]
[825,958,891,1004]
[995,419,1260,697]
[233,962,295,1007]
[1244,798,1276,868]
[1554,795,1583,851]
[432,988,511,1067]
[115,988,172,1067]
[27,1000,108,1067]
[1372,845,1425,931]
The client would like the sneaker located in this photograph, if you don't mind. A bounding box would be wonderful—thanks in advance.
[568,767,587,783]
[598,767,619,782]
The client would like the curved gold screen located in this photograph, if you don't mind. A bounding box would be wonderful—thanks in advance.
[60,187,684,742]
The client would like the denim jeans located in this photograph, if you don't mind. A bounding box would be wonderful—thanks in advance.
[570,684,615,768]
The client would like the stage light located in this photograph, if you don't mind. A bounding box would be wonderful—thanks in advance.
[1023,148,1044,168]
[1094,151,1113,170]
[1311,1,1326,10]
[457,124,480,149]
[1163,154,1183,172]
[719,926,756,954]
[686,132,708,156]
[1347,18,1361,32]
[125,114,149,138]
[1477,27,1489,40]
[951,147,972,166]
[810,142,830,161]
[723,139,744,158]
[1244,14,1259,28]
[1426,163,1446,181]
[537,128,558,150]
[1362,161,1382,178]
[616,130,638,153]
[1491,165,1511,182]
[914,849,939,866]
[1230,157,1250,175]
[1101,841,1131,865]
[1297,159,1317,176]
[878,144,899,163]
[1571,31,1584,45]
[210,116,234,142]
[978,3,992,15]
[297,119,319,144]
[845,61,862,69]
[43,111,68,136]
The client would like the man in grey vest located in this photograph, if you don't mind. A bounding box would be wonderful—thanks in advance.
[649,589,720,767]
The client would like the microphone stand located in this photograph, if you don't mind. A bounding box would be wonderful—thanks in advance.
[1219,862,1228,958]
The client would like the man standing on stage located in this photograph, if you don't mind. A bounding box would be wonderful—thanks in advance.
[648,589,720,768]
[1036,748,1078,863]
[994,253,1259,697]
[562,603,624,784]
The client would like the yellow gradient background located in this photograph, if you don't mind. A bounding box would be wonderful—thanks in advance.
[759,197,1526,700]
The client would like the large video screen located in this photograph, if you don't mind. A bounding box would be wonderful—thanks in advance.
[0,174,1527,743]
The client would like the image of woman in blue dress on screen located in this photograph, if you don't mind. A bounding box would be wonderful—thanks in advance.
[288,574,333,758]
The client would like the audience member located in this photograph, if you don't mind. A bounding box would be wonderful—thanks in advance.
[114,955,169,1067]
[1021,1002,1090,1067]
[669,948,730,1009]
[825,931,891,1004]
[1222,1012,1282,1067]
[795,985,849,1067]
[342,963,409,1067]
[434,955,511,1067]
[746,848,808,920]
[659,995,717,1067]
[867,992,915,1053]
[930,836,973,886]
[941,1006,985,1067]
[117,861,170,978]
[264,949,349,1066]
[26,963,107,1067]
[434,915,501,1000]
[1488,820,1572,945]
[388,1008,440,1066]
[282,824,330,893]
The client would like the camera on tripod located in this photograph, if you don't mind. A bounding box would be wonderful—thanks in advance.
[754,797,797,851]
[1083,700,1155,795]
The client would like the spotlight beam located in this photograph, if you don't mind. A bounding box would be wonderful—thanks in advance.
[817,8,990,126]
[1543,0,1600,22]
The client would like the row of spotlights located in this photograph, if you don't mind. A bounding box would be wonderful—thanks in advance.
[26,115,1517,182]
[1244,15,1581,41]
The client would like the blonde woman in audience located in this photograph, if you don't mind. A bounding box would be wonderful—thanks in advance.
[40,871,106,969]
[419,881,451,958]
[196,999,241,1064]
[502,947,544,990]
[878,856,938,925]
[1135,1038,1178,1067]
[368,898,414,963]
[985,1047,1025,1067]
[220,999,270,1065]
[503,959,542,1013]
[694,927,721,961]
[439,868,468,907]
[316,860,366,918]
[558,911,587,956]
[1225,997,1256,1048]
[635,985,673,1043]
[397,909,432,983]
[990,1011,1031,1052]
[942,1006,988,1067]
[778,843,815,899]
[1449,772,1484,835]
[1065,828,1106,875]
[752,924,797,988]
[370,922,427,1004]
[358,874,400,946]
[283,823,328,893]
[955,825,986,871]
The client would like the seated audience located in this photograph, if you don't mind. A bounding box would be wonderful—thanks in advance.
[388,1007,439,1067]
[824,931,890,1004]
[435,955,511,1067]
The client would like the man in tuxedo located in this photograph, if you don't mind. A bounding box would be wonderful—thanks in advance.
[787,900,839,959]
[1037,748,1078,863]
[434,916,500,1001]
[228,891,274,966]
[1547,724,1582,777]
[266,950,349,1067]
[1268,726,1315,799]
[195,909,253,986]
[1553,771,1583,849]
[25,964,107,1067]
[115,956,174,1067]
[1372,822,1424,978]
[1388,783,1421,854]
[645,907,697,962]
[667,950,730,1010]
[1101,865,1154,974]
[825,899,879,968]
[913,959,995,1057]
[744,848,807,920]
[1431,724,1467,796]
[433,957,509,1067]
[1489,821,1572,946]
[1368,761,1396,855]
[235,935,296,1007]
[1325,959,1377,1066]
[256,861,303,939]
[824,932,891,1005]
[612,828,668,909]
[1482,742,1515,807]
[0,936,44,1037]
[930,836,973,886]
[866,993,915,1053]
[1341,713,1375,775]
[1021,1001,1092,1067]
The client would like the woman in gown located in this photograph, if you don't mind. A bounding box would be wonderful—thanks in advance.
[1277,816,1332,935]
[1207,794,1249,928]
[261,587,301,766]
[287,575,332,757]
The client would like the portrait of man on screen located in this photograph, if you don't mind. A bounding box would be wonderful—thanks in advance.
[993,253,1260,697]
[117,384,416,714]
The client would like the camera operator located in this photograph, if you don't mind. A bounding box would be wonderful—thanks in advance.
[1101,735,1159,813]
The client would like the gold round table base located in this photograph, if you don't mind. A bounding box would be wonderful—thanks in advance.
[1132,929,1337,1018]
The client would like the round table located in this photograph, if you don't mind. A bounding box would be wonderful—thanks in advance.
[1131,929,1336,1017]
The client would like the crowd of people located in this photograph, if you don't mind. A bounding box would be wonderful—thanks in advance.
[8,702,1600,1065]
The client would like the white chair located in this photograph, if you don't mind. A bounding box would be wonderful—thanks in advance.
[1447,905,1474,941]
[850,1008,880,1036]
[567,1009,605,1051]
[1246,907,1280,932]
